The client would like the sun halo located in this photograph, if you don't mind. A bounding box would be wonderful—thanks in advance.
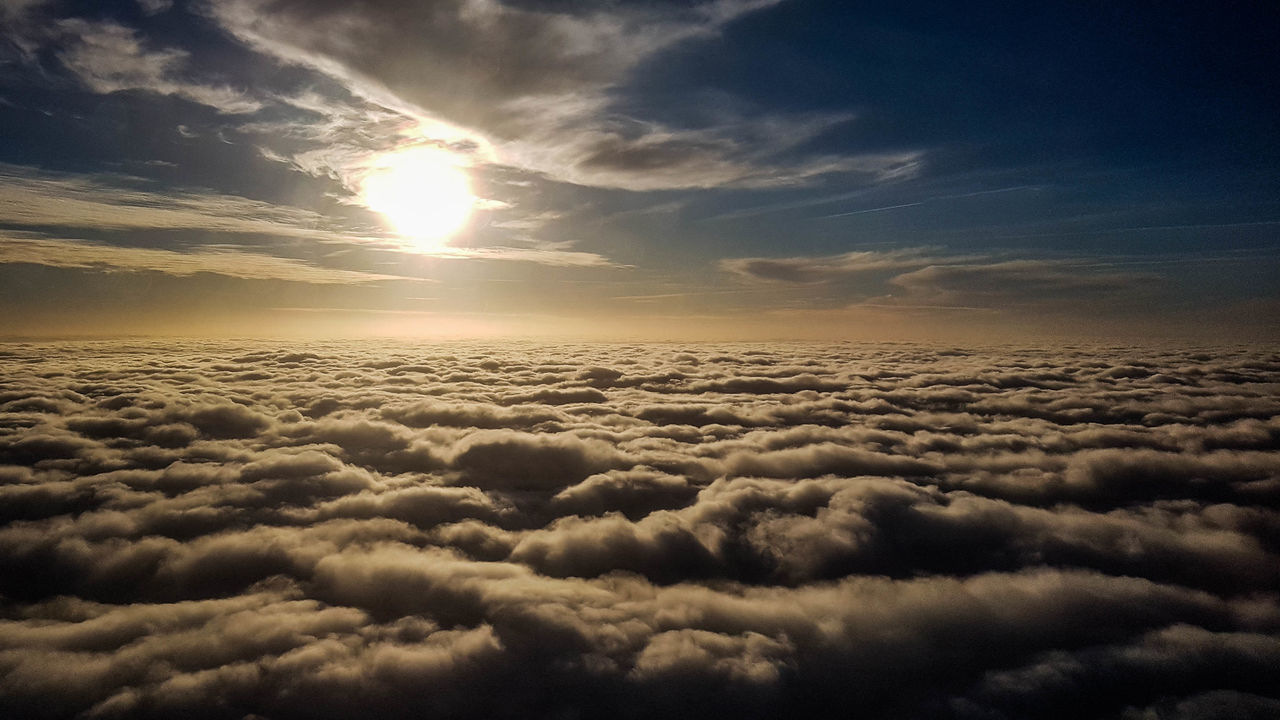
[361,147,474,252]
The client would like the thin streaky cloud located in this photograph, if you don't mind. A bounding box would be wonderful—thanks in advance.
[0,234,404,284]
[815,200,926,219]
[990,220,1280,240]
[611,289,757,301]
[1061,247,1280,269]
[0,164,373,244]
[815,186,1041,220]
[851,302,997,312]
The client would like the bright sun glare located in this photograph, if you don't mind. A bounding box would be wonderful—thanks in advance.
[361,147,474,251]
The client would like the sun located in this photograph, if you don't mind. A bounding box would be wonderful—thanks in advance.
[361,147,474,251]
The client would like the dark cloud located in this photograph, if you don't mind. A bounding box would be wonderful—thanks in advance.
[888,260,1162,306]
[0,340,1277,718]
[720,249,1166,313]
[196,0,885,191]
[719,247,964,284]
[177,402,272,439]
[211,0,702,119]
[449,430,627,492]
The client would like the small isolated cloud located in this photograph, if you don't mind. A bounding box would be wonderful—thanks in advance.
[886,259,1161,305]
[135,0,172,15]
[720,247,1164,314]
[55,19,261,114]
[720,247,968,283]
[0,0,44,19]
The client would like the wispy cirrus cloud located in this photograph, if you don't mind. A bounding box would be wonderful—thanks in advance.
[0,164,356,239]
[52,18,262,114]
[203,0,913,192]
[432,245,622,268]
[204,0,784,134]
[0,233,400,283]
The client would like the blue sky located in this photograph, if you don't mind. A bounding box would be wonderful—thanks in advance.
[0,0,1276,339]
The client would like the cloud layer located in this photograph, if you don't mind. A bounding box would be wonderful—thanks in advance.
[0,341,1277,718]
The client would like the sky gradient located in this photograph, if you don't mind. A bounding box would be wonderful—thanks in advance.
[0,0,1277,339]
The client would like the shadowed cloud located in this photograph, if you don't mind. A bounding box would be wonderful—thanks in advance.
[0,340,1276,718]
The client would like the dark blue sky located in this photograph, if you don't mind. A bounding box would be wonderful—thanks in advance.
[0,0,1276,339]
